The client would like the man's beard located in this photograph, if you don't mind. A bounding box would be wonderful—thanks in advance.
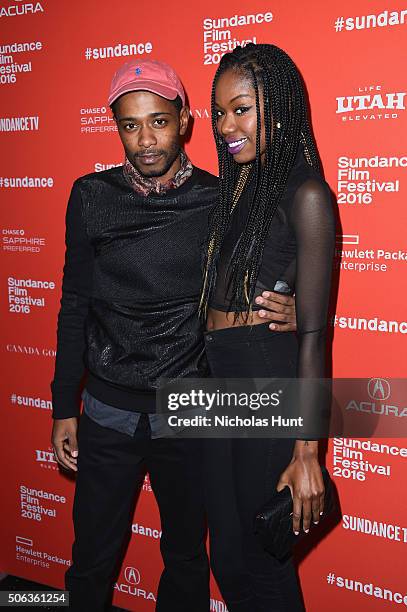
[131,143,180,179]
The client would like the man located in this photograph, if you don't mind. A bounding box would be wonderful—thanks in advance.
[51,59,297,611]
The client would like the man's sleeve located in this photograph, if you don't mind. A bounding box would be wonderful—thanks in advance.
[51,181,94,419]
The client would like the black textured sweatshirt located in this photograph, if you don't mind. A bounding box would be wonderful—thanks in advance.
[51,165,218,419]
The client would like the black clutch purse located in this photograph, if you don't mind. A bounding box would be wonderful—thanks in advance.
[254,466,336,561]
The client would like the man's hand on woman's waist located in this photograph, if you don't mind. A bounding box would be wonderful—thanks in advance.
[255,290,297,332]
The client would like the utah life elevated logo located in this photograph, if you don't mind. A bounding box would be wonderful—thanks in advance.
[336,85,406,122]
[35,447,58,471]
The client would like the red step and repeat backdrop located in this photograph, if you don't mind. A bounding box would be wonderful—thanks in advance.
[1,0,407,610]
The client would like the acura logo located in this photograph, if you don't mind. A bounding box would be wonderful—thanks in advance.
[367,378,391,401]
[125,566,141,585]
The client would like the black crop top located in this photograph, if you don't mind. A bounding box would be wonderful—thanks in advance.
[209,145,336,397]
[210,144,335,316]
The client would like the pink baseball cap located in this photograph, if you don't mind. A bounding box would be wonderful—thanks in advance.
[108,59,185,107]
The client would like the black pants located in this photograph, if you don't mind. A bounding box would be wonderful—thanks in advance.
[203,323,304,612]
[65,412,209,611]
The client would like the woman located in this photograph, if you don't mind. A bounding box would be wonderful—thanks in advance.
[199,44,335,611]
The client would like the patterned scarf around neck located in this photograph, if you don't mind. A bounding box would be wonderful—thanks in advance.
[123,149,193,196]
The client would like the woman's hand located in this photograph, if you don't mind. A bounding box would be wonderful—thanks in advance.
[276,440,324,534]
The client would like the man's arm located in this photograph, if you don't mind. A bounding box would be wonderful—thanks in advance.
[255,291,297,331]
[51,181,94,471]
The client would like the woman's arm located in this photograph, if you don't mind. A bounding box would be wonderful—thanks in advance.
[275,177,335,534]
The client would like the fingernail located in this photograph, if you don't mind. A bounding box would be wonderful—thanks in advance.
[294,531,299,535]
[72,451,78,457]
[263,291,270,297]
[320,511,323,515]
[304,529,309,533]
[313,521,319,524]
[259,310,265,317]
[270,324,276,330]
[256,297,263,303]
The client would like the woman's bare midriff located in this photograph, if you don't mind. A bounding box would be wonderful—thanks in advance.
[206,307,267,331]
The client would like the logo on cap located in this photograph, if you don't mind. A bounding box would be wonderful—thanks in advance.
[135,67,142,76]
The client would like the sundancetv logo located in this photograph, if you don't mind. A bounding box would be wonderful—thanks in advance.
[0,115,39,131]
[342,514,407,543]
[336,85,406,122]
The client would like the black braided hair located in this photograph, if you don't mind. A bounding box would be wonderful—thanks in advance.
[199,43,322,321]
